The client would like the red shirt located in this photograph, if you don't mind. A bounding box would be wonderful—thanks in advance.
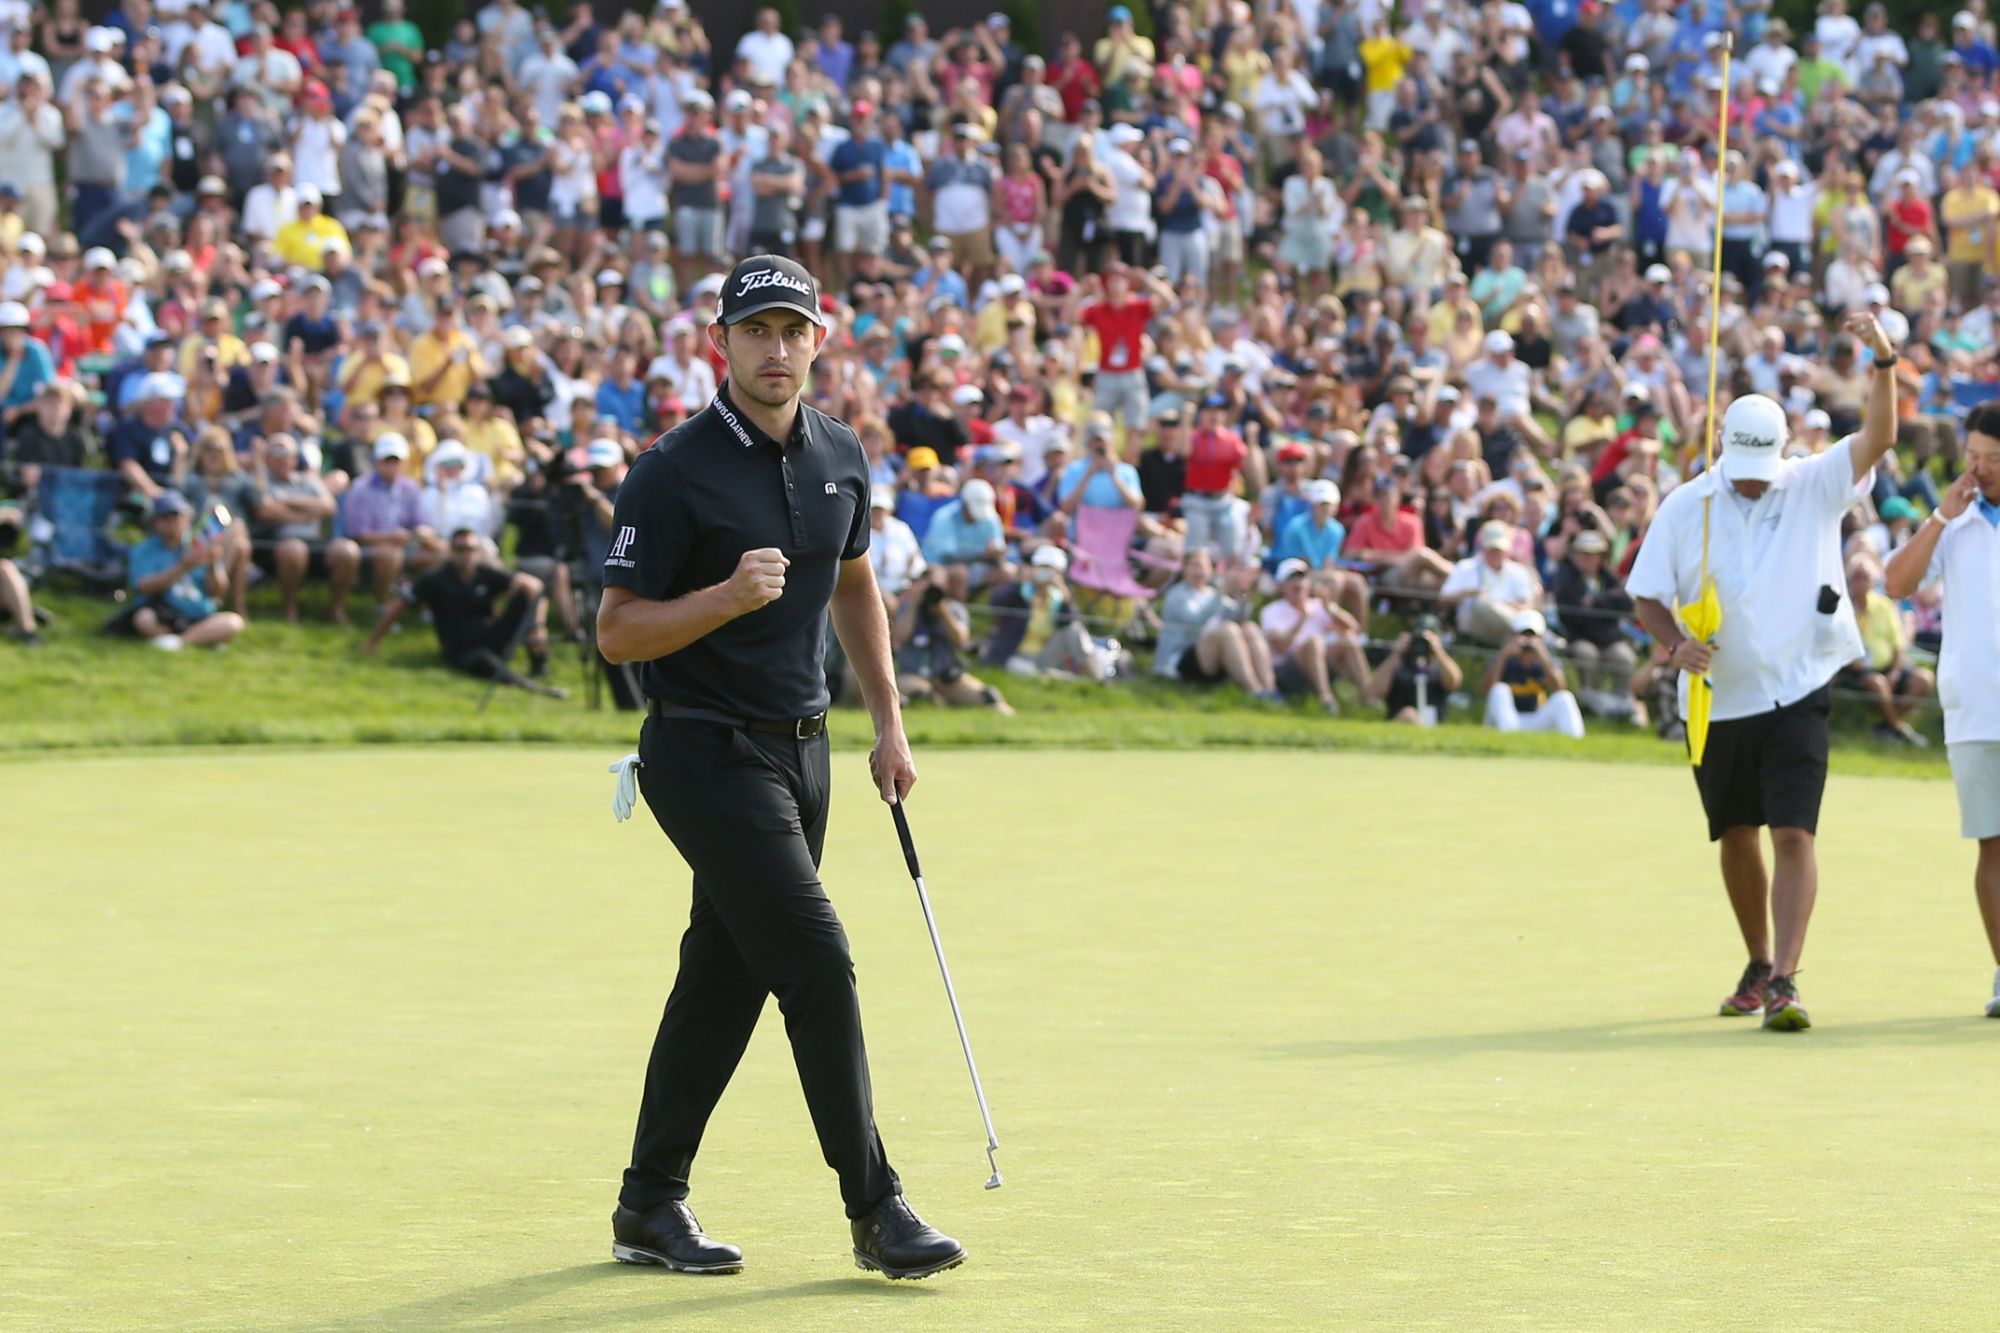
[1343,505,1424,555]
[1886,197,1933,256]
[71,277,127,357]
[1080,298,1153,375]
[1591,428,1654,485]
[1184,426,1247,493]
[1203,150,1243,222]
[1050,57,1102,123]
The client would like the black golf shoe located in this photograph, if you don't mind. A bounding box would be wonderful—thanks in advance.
[851,1196,966,1279]
[611,1202,743,1274]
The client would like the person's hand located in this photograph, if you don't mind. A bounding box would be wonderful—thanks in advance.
[1393,631,1411,655]
[722,546,788,615]
[1670,636,1714,674]
[1938,470,1979,521]
[870,723,917,803]
[1845,309,1896,361]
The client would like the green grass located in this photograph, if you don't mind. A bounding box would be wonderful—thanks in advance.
[0,588,1953,781]
[3,747,1993,1330]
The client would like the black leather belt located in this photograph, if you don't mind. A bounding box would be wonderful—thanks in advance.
[646,698,827,739]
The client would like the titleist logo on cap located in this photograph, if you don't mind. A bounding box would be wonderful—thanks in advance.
[735,267,812,299]
[1727,431,1775,452]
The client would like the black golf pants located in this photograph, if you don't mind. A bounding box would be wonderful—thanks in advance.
[621,715,900,1219]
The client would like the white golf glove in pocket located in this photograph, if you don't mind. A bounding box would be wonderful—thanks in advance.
[609,754,643,823]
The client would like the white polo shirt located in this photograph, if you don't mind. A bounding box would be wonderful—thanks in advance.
[1926,507,2000,745]
[1627,437,1869,722]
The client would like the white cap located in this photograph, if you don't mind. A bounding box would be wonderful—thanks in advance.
[85,26,116,51]
[935,333,966,355]
[1306,479,1340,506]
[952,383,984,406]
[0,301,28,328]
[296,184,322,206]
[490,208,521,230]
[1645,263,1672,283]
[959,478,997,521]
[1108,124,1144,146]
[585,438,624,467]
[581,91,614,115]
[138,372,182,401]
[82,246,114,269]
[1625,54,1649,71]
[869,488,894,510]
[1031,544,1069,571]
[1484,329,1514,355]
[1804,408,1831,430]
[1275,557,1311,581]
[595,268,625,286]
[418,256,450,277]
[1956,9,1977,26]
[503,325,534,349]
[1478,521,1513,551]
[1896,168,1920,186]
[724,88,753,111]
[1720,393,1788,482]
[1764,250,1792,268]
[430,440,470,469]
[250,341,278,363]
[997,273,1025,295]
[17,232,43,255]
[1864,282,1891,304]
[372,432,410,461]
[1510,609,1547,635]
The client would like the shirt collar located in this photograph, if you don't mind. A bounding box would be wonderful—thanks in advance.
[1977,494,2000,526]
[713,381,805,451]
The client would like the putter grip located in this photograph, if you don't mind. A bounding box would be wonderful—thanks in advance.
[890,800,921,879]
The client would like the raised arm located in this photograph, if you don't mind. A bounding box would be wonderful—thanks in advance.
[1846,310,1900,484]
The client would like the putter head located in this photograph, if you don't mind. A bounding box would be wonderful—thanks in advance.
[984,1173,1002,1190]
[984,1146,1002,1189]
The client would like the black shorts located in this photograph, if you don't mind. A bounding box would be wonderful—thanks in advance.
[1176,646,1222,684]
[1835,663,1922,696]
[1692,685,1832,842]
[251,541,343,579]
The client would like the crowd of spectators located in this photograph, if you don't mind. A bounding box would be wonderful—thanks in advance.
[0,0,1988,742]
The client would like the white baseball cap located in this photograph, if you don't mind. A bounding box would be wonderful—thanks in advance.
[1645,263,1672,283]
[1306,479,1340,506]
[1720,393,1788,482]
[372,432,410,461]
[0,301,28,328]
[959,478,996,521]
[1864,282,1891,304]
[1275,557,1311,581]
[952,384,984,406]
[1484,330,1515,355]
[1031,544,1069,571]
[586,438,624,468]
[430,440,470,470]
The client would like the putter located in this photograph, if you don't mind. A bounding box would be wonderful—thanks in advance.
[890,798,1003,1190]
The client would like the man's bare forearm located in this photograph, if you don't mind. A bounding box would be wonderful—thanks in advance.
[597,584,736,665]
[1634,595,1681,646]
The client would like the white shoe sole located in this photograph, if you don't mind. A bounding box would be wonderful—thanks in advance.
[612,1241,742,1274]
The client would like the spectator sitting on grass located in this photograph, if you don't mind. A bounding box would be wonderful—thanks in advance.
[1155,546,1279,699]
[1366,613,1463,726]
[343,432,435,607]
[1342,471,1455,594]
[1257,558,1374,715]
[1838,553,1934,747]
[980,544,1111,680]
[1274,479,1370,623]
[894,445,954,539]
[1439,520,1544,647]
[180,427,257,619]
[1548,527,1637,717]
[361,526,565,697]
[921,476,1010,602]
[0,550,50,646]
[6,377,91,492]
[125,490,245,651]
[892,565,1013,714]
[107,372,191,501]
[1481,614,1586,738]
[857,492,923,619]
[250,432,359,624]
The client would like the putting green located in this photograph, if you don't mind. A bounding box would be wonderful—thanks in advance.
[3,747,1993,1331]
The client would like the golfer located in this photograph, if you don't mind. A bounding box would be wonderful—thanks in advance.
[596,254,964,1279]
[1628,312,1901,1032]
[1884,403,2000,1016]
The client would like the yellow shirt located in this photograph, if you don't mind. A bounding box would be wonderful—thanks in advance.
[460,415,525,484]
[371,415,439,469]
[272,215,352,271]
[1941,184,2000,267]
[1857,590,1903,672]
[1561,413,1620,462]
[1094,33,1156,86]
[1425,294,1481,348]
[176,332,249,383]
[337,351,412,410]
[1891,260,1948,314]
[407,330,487,408]
[974,296,1033,353]
[1221,48,1269,108]
[1359,37,1410,94]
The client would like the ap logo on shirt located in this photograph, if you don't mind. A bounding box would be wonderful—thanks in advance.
[605,525,638,569]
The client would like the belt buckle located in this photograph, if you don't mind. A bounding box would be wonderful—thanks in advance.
[794,716,813,740]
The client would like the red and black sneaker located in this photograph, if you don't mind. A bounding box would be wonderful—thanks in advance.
[1719,959,1773,1017]
[1762,973,1811,1032]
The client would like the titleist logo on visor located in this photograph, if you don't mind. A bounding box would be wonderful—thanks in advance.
[734,268,812,299]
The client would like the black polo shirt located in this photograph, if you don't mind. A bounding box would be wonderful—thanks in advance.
[603,383,870,719]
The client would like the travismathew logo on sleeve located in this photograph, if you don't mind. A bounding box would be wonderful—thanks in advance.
[713,393,757,449]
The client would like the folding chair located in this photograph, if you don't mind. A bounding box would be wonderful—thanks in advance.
[29,465,130,591]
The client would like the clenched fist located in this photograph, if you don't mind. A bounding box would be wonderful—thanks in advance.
[723,547,789,616]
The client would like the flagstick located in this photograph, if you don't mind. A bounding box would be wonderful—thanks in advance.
[1699,36,1733,605]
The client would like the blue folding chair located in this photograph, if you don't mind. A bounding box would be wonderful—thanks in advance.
[30,465,131,590]
[1948,376,2000,420]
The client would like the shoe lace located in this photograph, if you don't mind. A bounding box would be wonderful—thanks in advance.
[1736,959,1772,995]
[1767,973,1798,1003]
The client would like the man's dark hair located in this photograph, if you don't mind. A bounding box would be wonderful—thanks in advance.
[451,526,480,543]
[1964,403,2000,442]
